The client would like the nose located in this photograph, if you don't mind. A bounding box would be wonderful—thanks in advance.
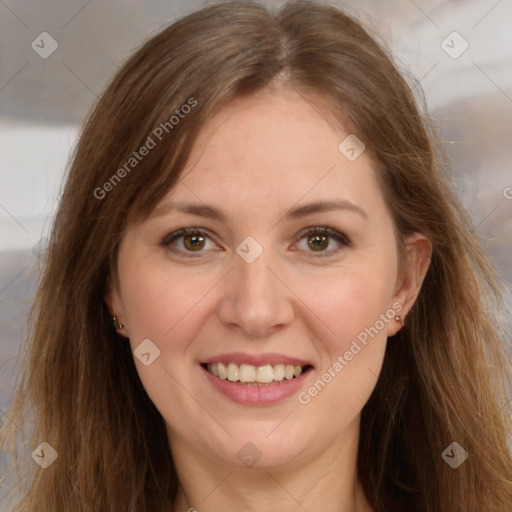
[216,250,294,338]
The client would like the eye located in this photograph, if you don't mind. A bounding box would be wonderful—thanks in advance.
[160,226,349,257]
[293,226,350,256]
[161,227,220,255]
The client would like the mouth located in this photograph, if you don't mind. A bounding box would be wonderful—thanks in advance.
[200,362,314,386]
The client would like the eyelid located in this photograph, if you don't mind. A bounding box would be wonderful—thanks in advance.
[291,226,351,256]
[160,226,213,247]
[160,227,222,256]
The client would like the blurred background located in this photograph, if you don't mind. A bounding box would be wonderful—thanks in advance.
[1,0,511,502]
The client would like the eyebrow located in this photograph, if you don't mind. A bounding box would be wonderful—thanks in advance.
[283,200,368,221]
[151,199,368,223]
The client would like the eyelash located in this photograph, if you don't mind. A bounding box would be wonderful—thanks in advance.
[160,226,351,258]
[294,226,351,257]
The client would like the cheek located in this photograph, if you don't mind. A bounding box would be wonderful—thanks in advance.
[292,252,397,416]
[294,276,391,421]
[117,260,218,414]
[298,264,396,353]
[120,270,173,341]
[118,256,219,353]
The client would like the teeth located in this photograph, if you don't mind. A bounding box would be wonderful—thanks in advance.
[273,364,285,381]
[256,364,274,383]
[218,362,227,380]
[239,364,256,382]
[205,362,306,383]
[227,363,239,382]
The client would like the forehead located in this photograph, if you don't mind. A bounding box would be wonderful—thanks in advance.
[162,89,384,217]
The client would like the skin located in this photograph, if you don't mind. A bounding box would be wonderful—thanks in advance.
[107,88,431,512]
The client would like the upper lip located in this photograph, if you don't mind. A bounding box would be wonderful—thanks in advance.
[201,352,313,368]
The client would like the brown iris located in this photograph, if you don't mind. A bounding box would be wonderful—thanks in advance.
[183,234,206,251]
[308,234,328,251]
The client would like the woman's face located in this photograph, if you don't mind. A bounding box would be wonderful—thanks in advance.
[109,89,422,470]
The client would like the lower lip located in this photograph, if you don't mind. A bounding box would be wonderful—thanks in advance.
[201,365,312,406]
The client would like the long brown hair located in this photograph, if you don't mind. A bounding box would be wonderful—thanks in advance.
[2,1,511,510]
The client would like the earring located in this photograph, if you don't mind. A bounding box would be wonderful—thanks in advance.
[395,315,404,327]
[112,316,125,331]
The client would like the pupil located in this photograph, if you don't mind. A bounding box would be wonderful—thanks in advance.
[308,234,328,250]
[184,235,205,251]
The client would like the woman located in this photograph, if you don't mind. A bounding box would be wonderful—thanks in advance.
[2,1,511,511]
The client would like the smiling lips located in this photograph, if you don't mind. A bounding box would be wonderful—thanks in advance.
[201,354,313,405]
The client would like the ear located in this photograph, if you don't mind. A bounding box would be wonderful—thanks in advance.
[105,276,129,338]
[387,232,432,337]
